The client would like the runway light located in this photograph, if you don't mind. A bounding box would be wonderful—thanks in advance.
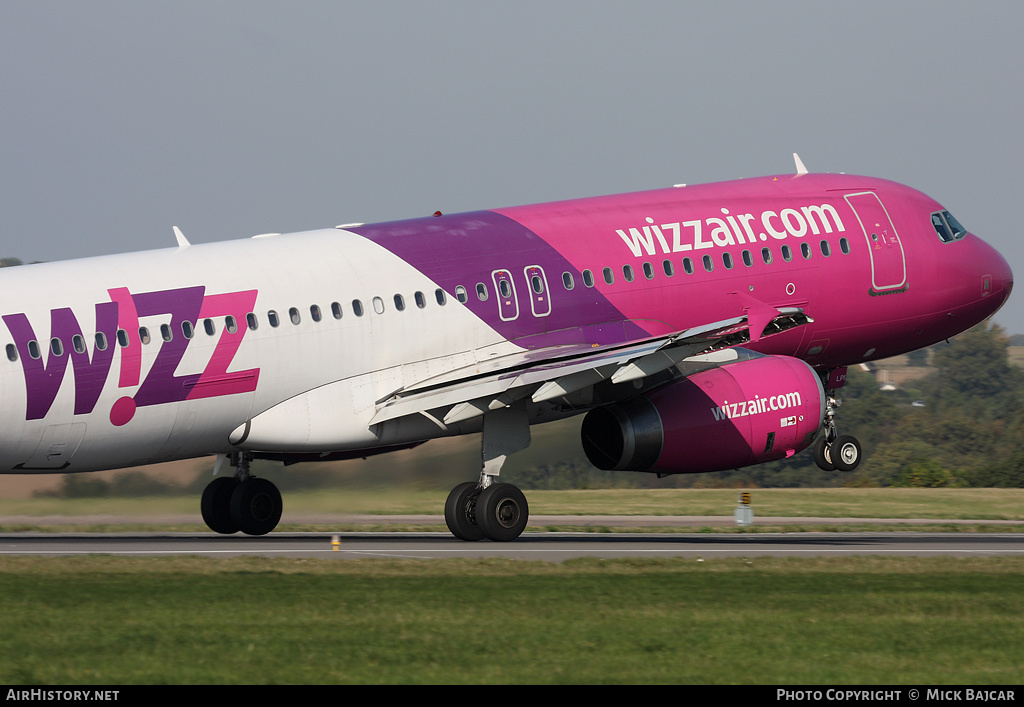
[331,535,340,551]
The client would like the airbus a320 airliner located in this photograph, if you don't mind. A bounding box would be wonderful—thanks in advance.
[0,156,1012,540]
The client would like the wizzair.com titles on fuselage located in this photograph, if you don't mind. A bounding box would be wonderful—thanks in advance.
[615,203,845,257]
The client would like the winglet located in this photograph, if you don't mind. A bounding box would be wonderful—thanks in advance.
[793,153,808,175]
[173,226,190,247]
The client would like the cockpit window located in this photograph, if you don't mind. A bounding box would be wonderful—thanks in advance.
[932,210,968,243]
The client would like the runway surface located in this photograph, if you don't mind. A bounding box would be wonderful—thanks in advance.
[2,531,1023,561]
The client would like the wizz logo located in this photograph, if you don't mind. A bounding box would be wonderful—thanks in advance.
[3,285,259,425]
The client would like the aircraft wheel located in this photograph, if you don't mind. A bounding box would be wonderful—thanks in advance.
[201,476,240,534]
[444,482,484,541]
[476,483,529,542]
[831,435,862,472]
[230,478,283,536]
[813,436,835,472]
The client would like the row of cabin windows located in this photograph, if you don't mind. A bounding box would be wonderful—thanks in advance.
[562,237,850,288]
[4,288,451,362]
[445,237,849,304]
[4,238,851,362]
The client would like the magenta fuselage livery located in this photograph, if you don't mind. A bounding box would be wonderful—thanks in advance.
[0,164,1012,539]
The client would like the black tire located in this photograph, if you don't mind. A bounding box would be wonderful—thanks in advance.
[229,478,283,536]
[813,436,835,471]
[476,483,529,542]
[444,482,484,541]
[831,435,862,472]
[201,476,240,534]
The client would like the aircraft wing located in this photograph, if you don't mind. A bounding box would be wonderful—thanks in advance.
[369,307,811,426]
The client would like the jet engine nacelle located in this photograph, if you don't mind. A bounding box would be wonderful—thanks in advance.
[581,355,825,473]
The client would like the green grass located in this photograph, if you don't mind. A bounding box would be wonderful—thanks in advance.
[0,556,1021,684]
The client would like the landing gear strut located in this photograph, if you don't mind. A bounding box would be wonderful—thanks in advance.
[444,404,531,542]
[201,452,283,535]
[814,392,862,472]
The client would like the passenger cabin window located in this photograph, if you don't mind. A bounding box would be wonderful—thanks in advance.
[372,296,385,314]
[415,292,426,308]
[781,245,793,262]
[582,269,595,287]
[5,343,16,362]
[203,319,215,336]
[475,283,488,301]
[95,332,108,351]
[562,272,574,290]
[28,340,41,359]
[226,316,238,333]
[72,334,86,354]
[742,250,753,267]
[352,300,364,317]
[663,260,674,277]
[722,253,734,270]
[840,237,851,254]
[246,313,259,330]
[394,294,405,311]
[181,321,194,339]
[455,286,468,303]
[683,257,694,275]
[801,243,812,259]
[643,262,654,280]
[435,289,447,306]
[268,310,280,327]
[139,327,151,345]
[603,267,614,284]
[50,338,63,357]
[820,240,832,257]
[289,308,301,325]
[932,210,967,242]
[117,330,129,348]
[622,265,634,283]
[702,255,713,272]
[310,305,322,322]
[332,302,344,318]
[160,324,173,342]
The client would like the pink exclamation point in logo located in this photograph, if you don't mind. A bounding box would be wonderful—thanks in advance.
[107,288,141,426]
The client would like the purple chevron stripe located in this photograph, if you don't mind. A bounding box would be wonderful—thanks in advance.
[350,211,649,346]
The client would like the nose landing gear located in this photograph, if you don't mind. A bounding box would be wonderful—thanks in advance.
[813,392,862,472]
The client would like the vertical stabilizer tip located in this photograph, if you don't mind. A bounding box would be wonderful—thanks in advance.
[793,153,808,175]
[173,226,190,247]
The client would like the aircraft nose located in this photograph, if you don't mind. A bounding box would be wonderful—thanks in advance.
[983,240,1013,313]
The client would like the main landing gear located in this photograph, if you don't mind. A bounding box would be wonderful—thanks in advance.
[444,403,532,542]
[201,452,283,536]
[813,392,862,472]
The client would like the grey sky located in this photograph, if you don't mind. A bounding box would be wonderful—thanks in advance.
[2,1,1021,333]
